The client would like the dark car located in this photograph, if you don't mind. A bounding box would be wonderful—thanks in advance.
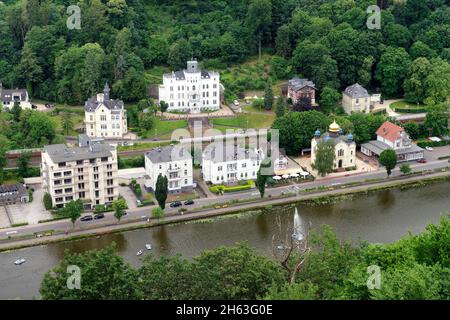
[80,215,93,222]
[94,213,105,220]
[417,159,427,163]
[170,201,182,208]
[184,199,194,205]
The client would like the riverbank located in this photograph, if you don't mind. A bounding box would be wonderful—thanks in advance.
[1,168,450,252]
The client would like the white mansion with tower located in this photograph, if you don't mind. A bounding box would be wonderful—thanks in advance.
[158,60,221,113]
[84,83,128,138]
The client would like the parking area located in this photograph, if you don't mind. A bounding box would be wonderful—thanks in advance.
[6,185,52,225]
[423,145,450,162]
[119,185,138,210]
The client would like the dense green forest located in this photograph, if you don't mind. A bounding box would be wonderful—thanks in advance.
[0,0,449,105]
[39,216,450,300]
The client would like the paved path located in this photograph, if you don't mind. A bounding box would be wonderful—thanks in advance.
[1,158,449,250]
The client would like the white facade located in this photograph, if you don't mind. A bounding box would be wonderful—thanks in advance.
[144,146,194,193]
[41,136,119,209]
[202,145,264,184]
[158,60,221,113]
[0,86,31,110]
[85,84,127,138]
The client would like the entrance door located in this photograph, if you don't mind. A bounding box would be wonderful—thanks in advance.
[338,159,343,168]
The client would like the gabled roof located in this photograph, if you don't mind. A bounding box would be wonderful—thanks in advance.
[145,145,192,164]
[84,96,124,112]
[0,88,28,102]
[288,77,316,91]
[344,83,370,98]
[376,121,404,143]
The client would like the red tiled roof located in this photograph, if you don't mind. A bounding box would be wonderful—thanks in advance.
[376,121,404,143]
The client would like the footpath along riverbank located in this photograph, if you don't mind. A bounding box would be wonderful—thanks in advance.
[1,167,450,252]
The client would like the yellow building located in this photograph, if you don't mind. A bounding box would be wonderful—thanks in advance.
[311,121,356,170]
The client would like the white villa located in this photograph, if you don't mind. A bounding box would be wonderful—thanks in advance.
[84,83,128,138]
[311,121,357,170]
[361,121,424,162]
[0,83,31,110]
[144,145,194,194]
[158,59,221,113]
[202,144,264,184]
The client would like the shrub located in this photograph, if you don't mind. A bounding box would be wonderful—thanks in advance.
[152,207,164,219]
[43,192,53,210]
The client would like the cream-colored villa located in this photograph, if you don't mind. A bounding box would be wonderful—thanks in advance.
[311,121,356,170]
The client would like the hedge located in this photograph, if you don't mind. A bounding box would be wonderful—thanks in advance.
[417,140,450,148]
[393,107,428,113]
[209,180,255,194]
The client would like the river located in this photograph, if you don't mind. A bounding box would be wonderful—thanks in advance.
[1,181,449,299]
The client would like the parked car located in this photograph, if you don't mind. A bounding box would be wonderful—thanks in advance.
[94,213,105,220]
[80,215,93,222]
[448,158,450,163]
[417,159,427,163]
[233,100,239,106]
[170,201,182,208]
[184,199,194,205]
[425,146,433,151]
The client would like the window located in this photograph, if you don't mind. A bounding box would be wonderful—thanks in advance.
[64,179,72,184]
[78,175,84,181]
[77,167,83,173]
[338,149,344,157]
[184,179,188,184]
[90,158,96,164]
[64,188,73,193]
[58,162,66,168]
[94,174,99,180]
[78,183,85,189]
[53,172,62,178]
[79,192,85,198]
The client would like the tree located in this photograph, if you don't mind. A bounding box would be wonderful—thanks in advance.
[167,39,192,70]
[112,197,127,222]
[314,139,336,177]
[293,96,313,112]
[404,57,432,104]
[275,97,286,118]
[11,102,21,122]
[246,0,272,60]
[424,104,449,137]
[409,41,437,61]
[16,151,32,177]
[272,111,328,155]
[40,246,141,300]
[256,158,272,198]
[375,47,411,97]
[379,149,397,177]
[151,206,164,219]
[424,58,450,105]
[400,164,411,175]
[403,122,420,140]
[43,192,52,210]
[263,79,273,110]
[0,146,6,183]
[159,100,168,115]
[62,199,84,228]
[155,174,168,209]
[61,112,74,135]
[138,111,154,131]
[319,87,341,113]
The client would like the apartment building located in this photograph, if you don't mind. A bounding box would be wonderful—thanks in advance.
[202,144,264,185]
[41,135,119,209]
[84,83,128,138]
[158,59,221,113]
[144,145,194,194]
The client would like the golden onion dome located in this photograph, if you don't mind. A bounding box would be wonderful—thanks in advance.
[329,120,340,133]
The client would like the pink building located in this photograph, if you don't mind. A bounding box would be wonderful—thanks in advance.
[287,77,316,104]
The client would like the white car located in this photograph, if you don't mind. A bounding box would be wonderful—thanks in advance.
[233,100,239,106]
[425,146,433,151]
[14,258,26,265]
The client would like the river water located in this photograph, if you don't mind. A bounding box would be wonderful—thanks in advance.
[1,182,449,299]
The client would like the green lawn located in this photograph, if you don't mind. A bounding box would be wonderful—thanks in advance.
[391,100,430,113]
[243,104,274,114]
[139,118,188,139]
[211,113,275,131]
[117,140,174,152]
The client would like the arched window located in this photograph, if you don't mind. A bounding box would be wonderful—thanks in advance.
[338,149,344,157]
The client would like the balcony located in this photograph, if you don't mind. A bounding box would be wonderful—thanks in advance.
[167,166,181,173]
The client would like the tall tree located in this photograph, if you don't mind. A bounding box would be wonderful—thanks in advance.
[263,79,273,110]
[155,174,168,209]
[293,96,313,112]
[379,149,397,177]
[16,151,32,177]
[404,57,432,104]
[319,87,341,113]
[375,47,411,97]
[424,104,449,137]
[246,0,272,60]
[43,192,52,210]
[314,139,336,177]
[275,97,286,118]
[61,112,74,135]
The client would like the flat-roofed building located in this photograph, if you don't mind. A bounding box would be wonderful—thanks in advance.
[41,135,119,209]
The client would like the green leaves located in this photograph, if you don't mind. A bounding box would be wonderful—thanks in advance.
[379,149,397,176]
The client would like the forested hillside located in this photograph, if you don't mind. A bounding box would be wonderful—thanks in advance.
[0,0,449,105]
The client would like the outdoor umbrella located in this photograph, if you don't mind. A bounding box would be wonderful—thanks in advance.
[282,174,290,179]
[273,176,282,180]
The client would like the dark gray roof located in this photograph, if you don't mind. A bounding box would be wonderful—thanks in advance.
[145,145,192,163]
[344,83,369,98]
[203,145,263,163]
[44,143,113,163]
[201,70,210,78]
[0,88,28,102]
[288,77,316,91]
[0,183,28,202]
[361,140,424,156]
[84,93,124,112]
